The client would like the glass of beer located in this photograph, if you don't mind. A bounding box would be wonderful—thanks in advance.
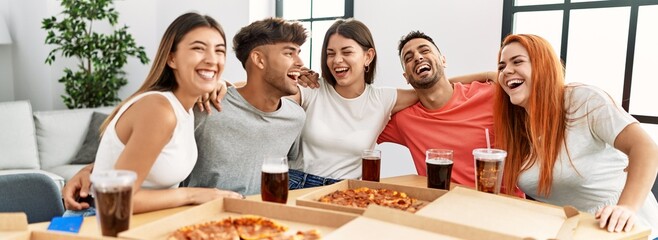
[90,170,137,237]
[361,149,381,182]
[261,156,289,204]
[425,149,453,190]
[473,148,507,194]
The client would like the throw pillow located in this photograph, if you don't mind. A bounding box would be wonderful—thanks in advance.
[71,112,109,164]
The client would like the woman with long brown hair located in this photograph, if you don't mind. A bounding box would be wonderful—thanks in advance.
[80,12,242,214]
[495,34,658,237]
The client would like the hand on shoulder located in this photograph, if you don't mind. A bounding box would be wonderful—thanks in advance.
[297,67,320,89]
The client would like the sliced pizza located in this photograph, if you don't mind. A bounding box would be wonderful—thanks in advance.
[232,215,288,240]
[169,215,321,240]
[168,218,239,240]
[317,187,427,213]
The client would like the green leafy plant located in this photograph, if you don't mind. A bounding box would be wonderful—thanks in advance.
[42,0,149,109]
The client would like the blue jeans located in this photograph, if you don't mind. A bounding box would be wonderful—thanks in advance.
[289,169,341,190]
[62,207,96,217]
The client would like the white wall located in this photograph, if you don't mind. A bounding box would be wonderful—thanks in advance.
[249,0,275,23]
[355,0,504,177]
[0,0,13,102]
[6,0,57,110]
[0,45,12,102]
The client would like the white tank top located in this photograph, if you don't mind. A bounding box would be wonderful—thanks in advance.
[93,91,197,189]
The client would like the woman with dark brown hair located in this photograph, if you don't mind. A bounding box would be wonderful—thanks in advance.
[64,12,242,216]
[495,34,658,237]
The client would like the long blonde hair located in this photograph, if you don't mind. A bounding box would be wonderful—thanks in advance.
[100,12,225,135]
[494,34,566,196]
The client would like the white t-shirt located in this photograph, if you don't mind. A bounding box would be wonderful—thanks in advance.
[297,80,397,179]
[94,91,197,189]
[518,84,658,238]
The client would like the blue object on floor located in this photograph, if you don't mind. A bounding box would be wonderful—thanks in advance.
[47,216,83,233]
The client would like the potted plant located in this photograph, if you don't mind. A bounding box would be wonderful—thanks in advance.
[42,0,149,109]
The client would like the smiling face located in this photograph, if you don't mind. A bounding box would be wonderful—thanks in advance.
[399,38,446,89]
[261,42,304,96]
[498,42,532,109]
[168,26,226,97]
[326,33,374,88]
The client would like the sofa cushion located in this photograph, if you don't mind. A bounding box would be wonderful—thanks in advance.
[34,107,114,170]
[71,112,109,164]
[0,101,40,170]
[46,164,88,182]
[0,169,66,190]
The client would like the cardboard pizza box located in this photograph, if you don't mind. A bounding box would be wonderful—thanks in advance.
[118,197,358,240]
[416,186,578,240]
[295,179,446,214]
[363,204,526,240]
[0,213,107,240]
[324,216,461,240]
[0,213,29,240]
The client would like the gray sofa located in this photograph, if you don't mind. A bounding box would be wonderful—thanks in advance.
[0,100,112,189]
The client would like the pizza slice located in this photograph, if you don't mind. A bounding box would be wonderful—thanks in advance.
[317,187,427,213]
[168,218,239,240]
[232,215,288,240]
[264,229,323,240]
[169,216,321,240]
[294,229,322,240]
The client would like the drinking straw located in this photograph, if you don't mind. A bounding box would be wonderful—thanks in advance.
[484,128,491,150]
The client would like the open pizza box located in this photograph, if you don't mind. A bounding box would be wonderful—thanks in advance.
[0,213,107,240]
[415,186,580,240]
[118,197,358,239]
[323,215,461,240]
[362,204,526,240]
[323,201,527,240]
[118,197,464,239]
[296,179,446,214]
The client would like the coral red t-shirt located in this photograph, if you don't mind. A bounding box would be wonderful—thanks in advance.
[378,81,495,187]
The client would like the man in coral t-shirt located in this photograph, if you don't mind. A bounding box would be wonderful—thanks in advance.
[377,31,496,189]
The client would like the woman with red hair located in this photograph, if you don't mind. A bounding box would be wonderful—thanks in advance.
[495,34,658,238]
